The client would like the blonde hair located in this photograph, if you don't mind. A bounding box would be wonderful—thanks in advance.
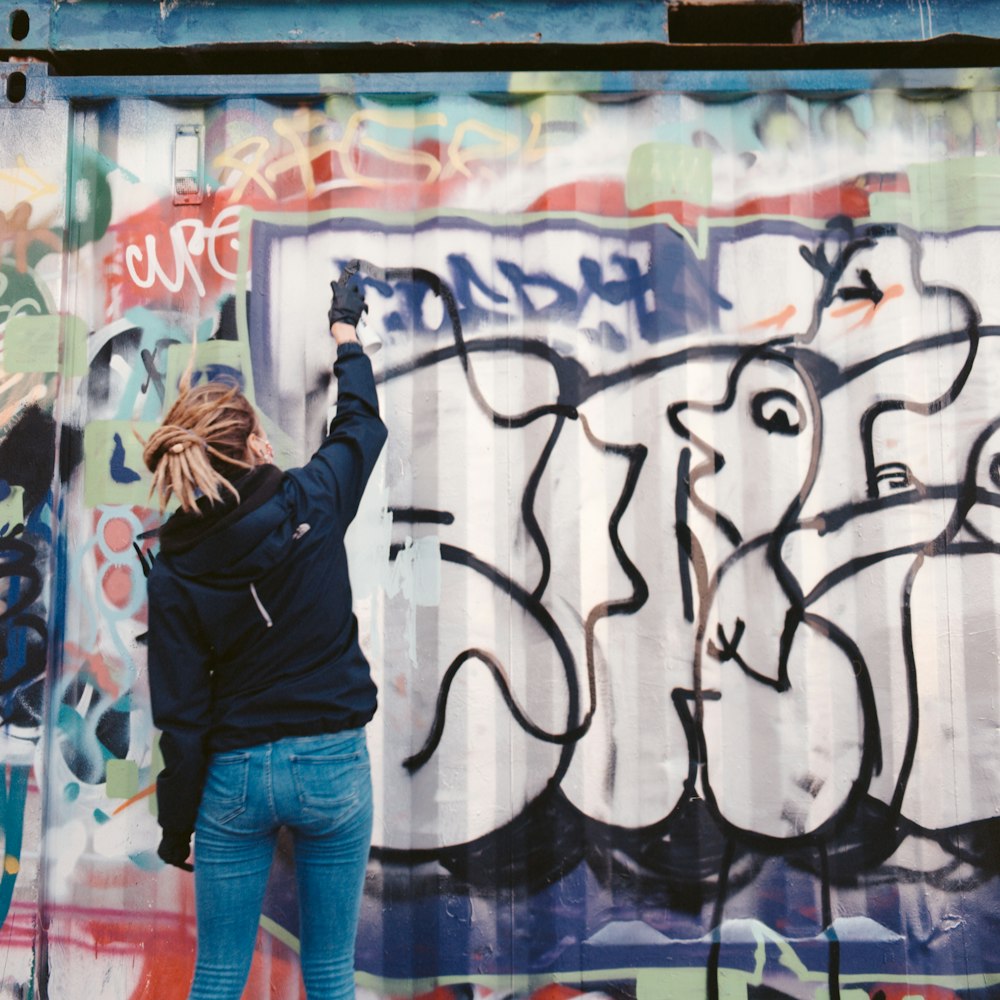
[142,379,259,513]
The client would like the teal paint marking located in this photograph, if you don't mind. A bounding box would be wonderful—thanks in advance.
[128,849,160,872]
[0,766,30,927]
[66,146,113,252]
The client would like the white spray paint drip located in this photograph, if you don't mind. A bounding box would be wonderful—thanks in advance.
[42,820,87,903]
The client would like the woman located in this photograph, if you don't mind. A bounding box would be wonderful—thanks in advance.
[143,272,386,1000]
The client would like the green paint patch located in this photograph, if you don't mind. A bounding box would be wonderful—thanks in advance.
[162,337,253,405]
[3,313,89,375]
[150,733,164,818]
[907,155,1000,230]
[259,915,300,954]
[62,314,90,376]
[509,71,603,94]
[0,485,25,535]
[3,315,58,373]
[626,142,712,210]
[869,191,914,226]
[83,420,156,508]
[106,758,139,799]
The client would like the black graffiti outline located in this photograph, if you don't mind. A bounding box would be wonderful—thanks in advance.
[247,225,1000,937]
[363,263,649,790]
[666,217,992,995]
[399,542,582,774]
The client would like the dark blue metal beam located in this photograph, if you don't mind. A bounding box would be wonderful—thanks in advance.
[3,0,1000,56]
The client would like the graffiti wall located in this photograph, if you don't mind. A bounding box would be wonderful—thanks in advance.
[2,68,1000,999]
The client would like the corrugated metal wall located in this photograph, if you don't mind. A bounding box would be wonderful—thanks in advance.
[2,64,1000,998]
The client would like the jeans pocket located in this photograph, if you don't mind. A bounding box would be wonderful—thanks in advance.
[289,741,366,817]
[202,751,250,825]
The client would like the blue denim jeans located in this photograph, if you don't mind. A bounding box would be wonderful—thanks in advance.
[188,728,373,1000]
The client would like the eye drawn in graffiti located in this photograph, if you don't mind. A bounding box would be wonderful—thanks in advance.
[670,346,878,847]
[659,214,1000,995]
[669,344,882,998]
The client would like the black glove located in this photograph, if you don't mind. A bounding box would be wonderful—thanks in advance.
[158,830,193,872]
[328,263,368,328]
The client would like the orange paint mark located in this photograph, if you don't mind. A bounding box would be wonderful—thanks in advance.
[112,782,156,816]
[747,303,797,331]
[828,283,904,330]
[829,299,871,319]
[0,200,61,272]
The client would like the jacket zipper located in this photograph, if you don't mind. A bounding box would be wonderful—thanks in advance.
[247,525,308,629]
[249,582,273,629]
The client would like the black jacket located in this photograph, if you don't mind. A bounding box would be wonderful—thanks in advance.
[147,342,387,839]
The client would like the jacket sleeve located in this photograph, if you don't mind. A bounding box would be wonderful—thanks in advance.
[287,341,388,525]
[147,567,213,839]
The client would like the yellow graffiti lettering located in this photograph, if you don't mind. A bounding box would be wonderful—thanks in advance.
[265,109,337,197]
[358,136,443,184]
[521,112,547,164]
[212,135,276,202]
[336,109,448,188]
[444,119,520,179]
[0,155,58,203]
[209,108,543,199]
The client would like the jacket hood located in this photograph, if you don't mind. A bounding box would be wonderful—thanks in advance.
[158,465,288,582]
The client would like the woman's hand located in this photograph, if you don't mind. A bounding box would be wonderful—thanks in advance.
[158,831,194,871]
[331,321,359,345]
[328,266,368,333]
